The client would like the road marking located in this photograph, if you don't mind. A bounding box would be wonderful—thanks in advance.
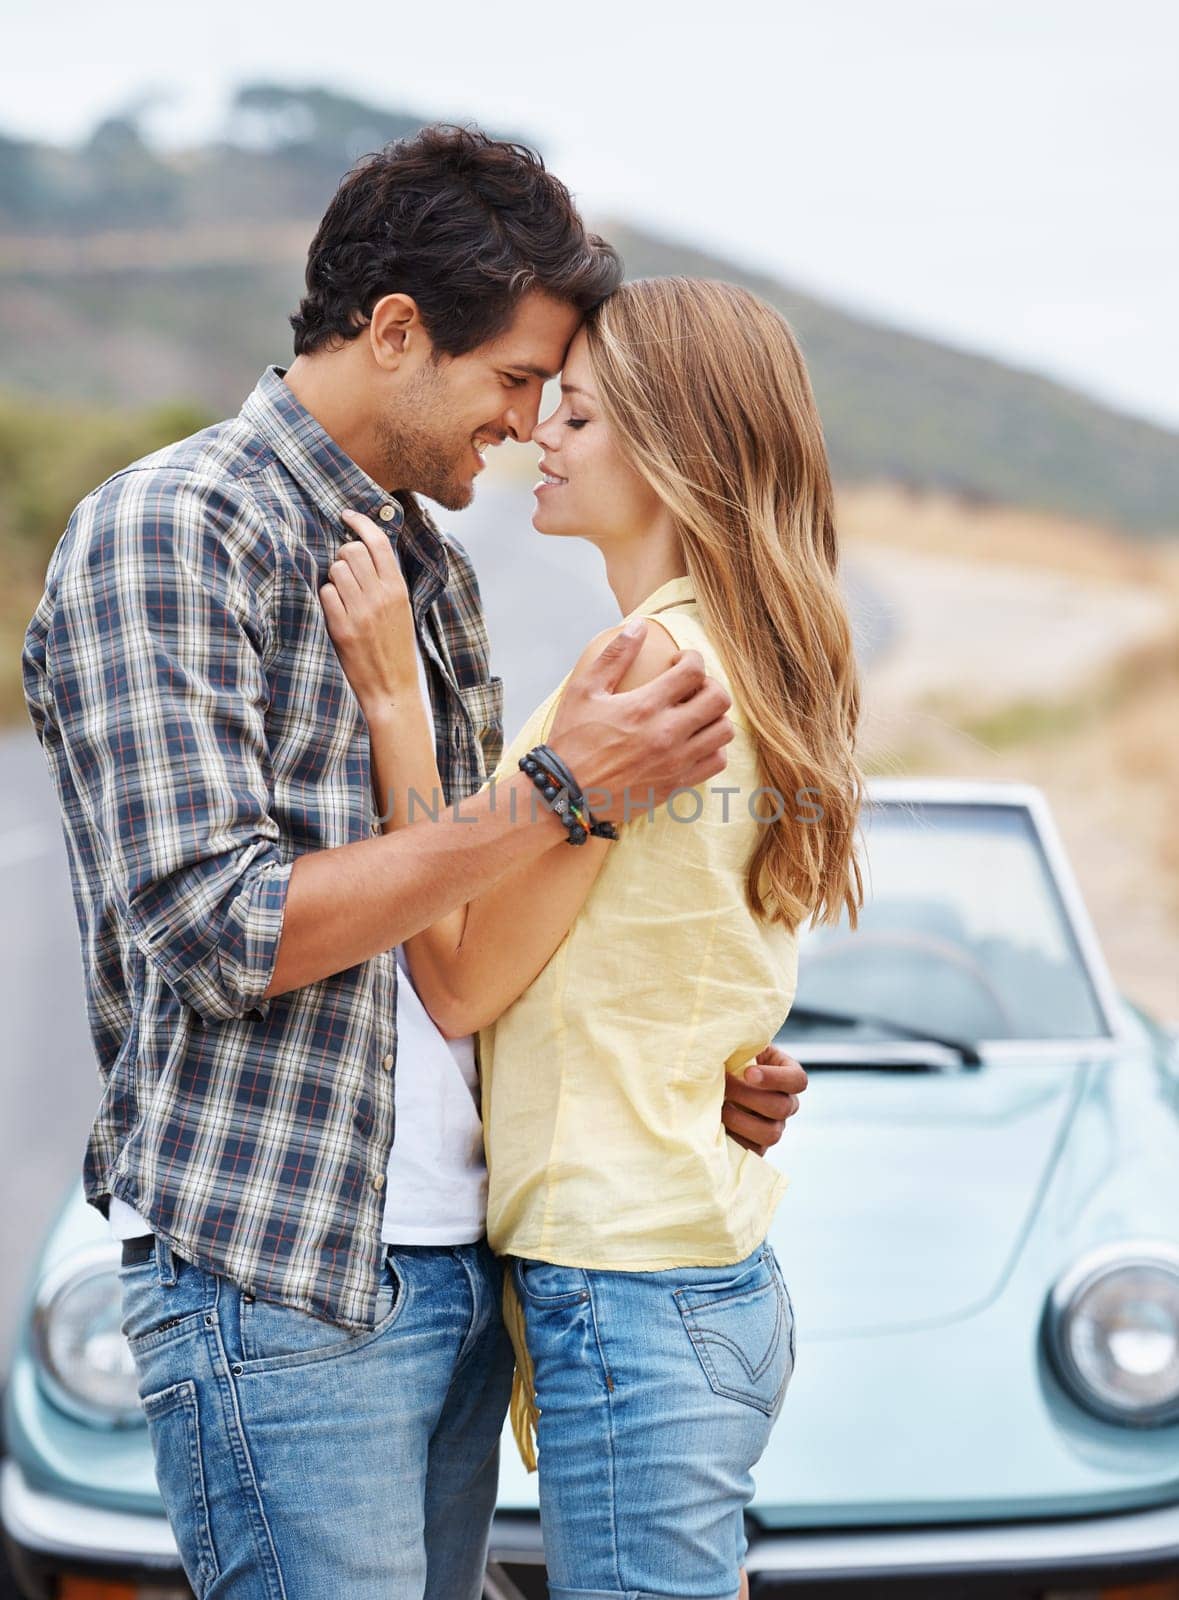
[0,823,57,869]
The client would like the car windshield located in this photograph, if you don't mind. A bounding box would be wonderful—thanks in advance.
[778,800,1110,1047]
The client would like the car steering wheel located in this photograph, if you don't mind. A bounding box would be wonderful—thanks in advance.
[801,928,1017,1032]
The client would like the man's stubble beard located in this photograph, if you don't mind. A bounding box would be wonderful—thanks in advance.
[376,363,476,512]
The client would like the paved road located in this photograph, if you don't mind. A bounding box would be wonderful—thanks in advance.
[0,478,889,1364]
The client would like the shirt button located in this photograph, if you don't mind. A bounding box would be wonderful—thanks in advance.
[372,1173,386,1192]
[381,1053,394,1073]
[377,504,397,523]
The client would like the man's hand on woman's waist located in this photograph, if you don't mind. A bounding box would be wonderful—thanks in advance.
[722,1043,808,1156]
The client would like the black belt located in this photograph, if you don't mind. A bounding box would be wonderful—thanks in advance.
[121,1233,156,1267]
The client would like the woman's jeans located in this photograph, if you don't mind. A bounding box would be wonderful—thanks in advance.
[118,1236,514,1599]
[512,1238,797,1600]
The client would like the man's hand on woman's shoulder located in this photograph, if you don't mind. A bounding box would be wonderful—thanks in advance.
[573,614,682,692]
[546,618,734,823]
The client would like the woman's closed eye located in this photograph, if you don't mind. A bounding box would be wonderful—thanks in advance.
[566,417,588,430]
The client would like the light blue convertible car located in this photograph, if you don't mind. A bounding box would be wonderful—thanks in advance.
[3,780,1178,1600]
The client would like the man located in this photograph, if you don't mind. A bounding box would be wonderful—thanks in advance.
[22,124,809,1598]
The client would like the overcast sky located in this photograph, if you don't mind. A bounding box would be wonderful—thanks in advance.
[4,0,1177,428]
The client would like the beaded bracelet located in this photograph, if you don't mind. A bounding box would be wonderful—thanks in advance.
[532,745,582,808]
[518,747,619,846]
[534,746,619,842]
[532,746,620,841]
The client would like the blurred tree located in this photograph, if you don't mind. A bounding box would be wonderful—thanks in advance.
[0,134,46,225]
[76,116,180,228]
[229,83,426,162]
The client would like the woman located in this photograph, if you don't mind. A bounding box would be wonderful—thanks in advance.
[321,277,864,1600]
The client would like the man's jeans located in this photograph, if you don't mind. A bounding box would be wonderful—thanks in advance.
[118,1235,515,1599]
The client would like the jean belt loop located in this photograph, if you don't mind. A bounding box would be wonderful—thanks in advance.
[154,1234,179,1288]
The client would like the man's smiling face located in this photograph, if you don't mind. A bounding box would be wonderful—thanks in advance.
[381,289,582,510]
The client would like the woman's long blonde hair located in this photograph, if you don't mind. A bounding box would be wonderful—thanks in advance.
[585,277,864,930]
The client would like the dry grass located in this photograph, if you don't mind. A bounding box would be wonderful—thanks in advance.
[837,480,1179,587]
[839,483,1179,1024]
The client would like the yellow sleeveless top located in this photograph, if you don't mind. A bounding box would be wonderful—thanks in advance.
[477,576,800,1468]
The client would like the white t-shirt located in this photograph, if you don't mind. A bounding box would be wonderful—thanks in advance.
[109,562,488,1247]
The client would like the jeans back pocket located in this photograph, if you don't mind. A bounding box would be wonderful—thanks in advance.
[674,1252,794,1416]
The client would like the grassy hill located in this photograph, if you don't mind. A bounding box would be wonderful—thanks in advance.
[1,84,1177,538]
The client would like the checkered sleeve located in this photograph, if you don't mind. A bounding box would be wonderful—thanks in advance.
[47,470,292,1024]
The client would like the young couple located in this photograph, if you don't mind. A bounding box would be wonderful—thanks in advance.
[23,125,863,1600]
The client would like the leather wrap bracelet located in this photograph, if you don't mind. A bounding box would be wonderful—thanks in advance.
[518,745,619,846]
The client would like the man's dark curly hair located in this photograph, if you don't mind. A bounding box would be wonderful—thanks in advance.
[290,124,622,358]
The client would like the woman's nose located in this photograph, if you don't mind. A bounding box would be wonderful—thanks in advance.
[532,413,560,450]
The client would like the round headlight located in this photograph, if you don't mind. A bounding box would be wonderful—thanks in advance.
[1045,1240,1179,1426]
[32,1246,143,1427]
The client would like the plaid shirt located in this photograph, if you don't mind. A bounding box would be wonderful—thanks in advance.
[22,366,504,1329]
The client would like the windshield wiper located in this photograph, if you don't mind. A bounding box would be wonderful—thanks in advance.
[781,1004,983,1066]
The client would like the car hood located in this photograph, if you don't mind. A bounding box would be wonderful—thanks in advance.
[766,1054,1088,1335]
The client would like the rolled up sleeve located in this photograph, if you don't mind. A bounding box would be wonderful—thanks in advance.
[49,470,289,1023]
